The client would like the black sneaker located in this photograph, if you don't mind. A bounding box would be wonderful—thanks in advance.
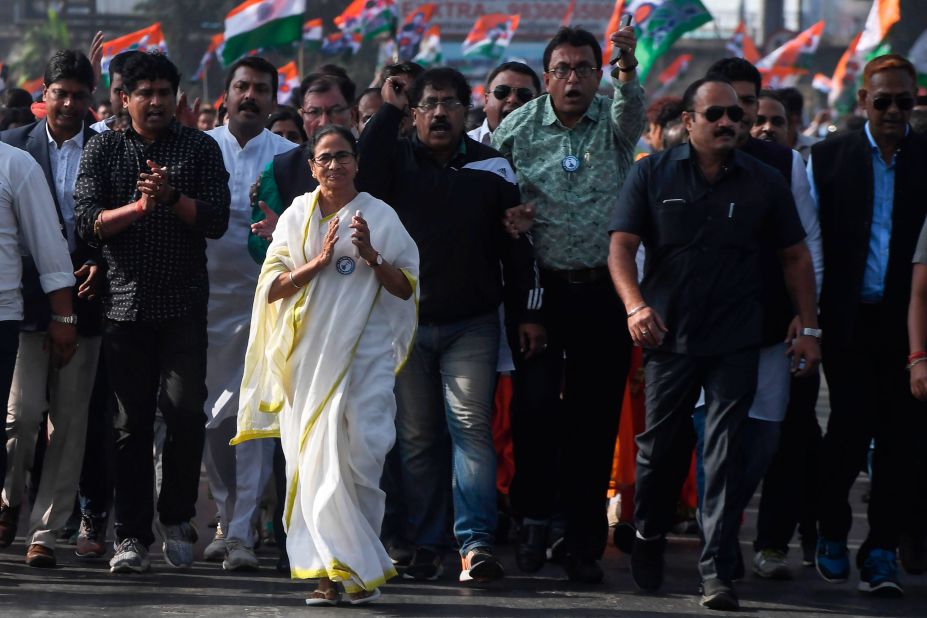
[612,522,636,554]
[631,535,665,592]
[563,555,604,584]
[700,577,739,611]
[460,547,504,583]
[388,538,415,568]
[403,547,443,581]
[516,524,547,573]
[899,532,927,576]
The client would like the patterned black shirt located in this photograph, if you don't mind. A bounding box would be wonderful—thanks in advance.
[74,121,230,322]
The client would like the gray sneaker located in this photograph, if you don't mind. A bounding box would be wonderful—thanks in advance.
[109,538,151,573]
[753,548,793,580]
[223,537,260,571]
[203,523,227,562]
[157,521,198,568]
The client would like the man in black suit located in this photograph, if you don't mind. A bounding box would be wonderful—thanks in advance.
[811,54,927,597]
[0,50,101,568]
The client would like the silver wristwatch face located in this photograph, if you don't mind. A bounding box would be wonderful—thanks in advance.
[51,314,77,325]
[376,253,384,266]
[801,328,822,338]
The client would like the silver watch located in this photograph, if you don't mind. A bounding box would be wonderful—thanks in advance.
[50,314,78,325]
[366,253,384,268]
[800,327,822,340]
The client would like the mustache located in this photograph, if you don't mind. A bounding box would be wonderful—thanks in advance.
[714,127,736,138]
[239,101,260,113]
[430,120,451,131]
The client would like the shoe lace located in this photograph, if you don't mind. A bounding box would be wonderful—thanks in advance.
[116,538,142,555]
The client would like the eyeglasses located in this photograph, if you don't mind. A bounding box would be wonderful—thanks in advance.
[872,94,915,112]
[755,114,787,127]
[548,63,595,79]
[46,88,92,103]
[689,105,745,123]
[301,105,350,119]
[311,151,355,166]
[492,85,535,103]
[416,98,466,112]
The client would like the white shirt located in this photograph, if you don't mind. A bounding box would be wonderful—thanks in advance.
[0,142,75,321]
[46,124,85,252]
[467,118,493,145]
[89,116,113,133]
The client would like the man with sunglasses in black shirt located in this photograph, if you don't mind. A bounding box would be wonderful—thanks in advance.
[468,61,540,146]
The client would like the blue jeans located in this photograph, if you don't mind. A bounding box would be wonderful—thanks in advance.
[394,313,499,556]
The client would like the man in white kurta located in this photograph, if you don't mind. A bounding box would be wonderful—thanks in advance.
[203,58,297,570]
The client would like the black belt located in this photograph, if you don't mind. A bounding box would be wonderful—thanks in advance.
[542,266,610,285]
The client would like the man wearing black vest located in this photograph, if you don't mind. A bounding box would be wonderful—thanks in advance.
[810,54,927,597]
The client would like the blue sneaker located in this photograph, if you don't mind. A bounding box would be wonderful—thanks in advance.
[816,538,849,583]
[858,549,903,597]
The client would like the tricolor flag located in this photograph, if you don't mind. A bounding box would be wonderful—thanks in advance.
[562,0,576,27]
[102,23,168,81]
[398,4,436,61]
[462,14,520,59]
[812,73,833,94]
[192,33,225,83]
[20,77,44,99]
[858,0,900,60]
[336,0,397,42]
[321,30,363,56]
[221,0,305,67]
[657,53,692,88]
[413,25,443,66]
[756,20,825,87]
[829,32,863,112]
[303,18,323,51]
[726,21,760,64]
[604,1,713,82]
[277,60,299,105]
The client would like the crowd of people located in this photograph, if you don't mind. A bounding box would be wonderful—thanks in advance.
[0,21,926,611]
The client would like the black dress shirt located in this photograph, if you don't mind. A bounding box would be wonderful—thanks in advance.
[609,143,805,356]
[74,121,230,322]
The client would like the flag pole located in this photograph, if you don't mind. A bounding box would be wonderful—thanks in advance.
[203,68,210,109]
[298,39,305,77]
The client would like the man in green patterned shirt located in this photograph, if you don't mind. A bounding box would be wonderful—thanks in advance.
[492,25,645,584]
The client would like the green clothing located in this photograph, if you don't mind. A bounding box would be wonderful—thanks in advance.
[248,161,283,264]
[492,77,646,270]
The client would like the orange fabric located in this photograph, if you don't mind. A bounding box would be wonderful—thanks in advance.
[610,346,645,521]
[492,374,515,494]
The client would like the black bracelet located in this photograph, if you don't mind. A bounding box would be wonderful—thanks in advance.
[618,62,638,73]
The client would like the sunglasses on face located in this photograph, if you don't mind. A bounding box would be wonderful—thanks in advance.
[872,94,915,112]
[492,85,535,103]
[690,105,745,123]
[755,114,787,127]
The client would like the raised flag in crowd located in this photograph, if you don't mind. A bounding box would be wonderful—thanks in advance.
[277,60,299,105]
[335,0,397,42]
[321,30,362,56]
[829,32,863,112]
[858,0,900,60]
[726,20,760,64]
[657,53,692,89]
[192,33,225,82]
[101,23,167,82]
[303,18,323,52]
[398,3,436,61]
[462,14,521,59]
[413,24,443,66]
[756,20,825,87]
[221,0,305,67]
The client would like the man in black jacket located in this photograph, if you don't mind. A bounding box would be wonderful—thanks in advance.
[0,50,101,569]
[357,67,544,584]
[811,54,927,597]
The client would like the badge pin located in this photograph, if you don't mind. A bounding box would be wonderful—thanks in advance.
[561,154,580,173]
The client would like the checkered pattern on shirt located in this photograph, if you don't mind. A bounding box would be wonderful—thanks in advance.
[74,121,230,322]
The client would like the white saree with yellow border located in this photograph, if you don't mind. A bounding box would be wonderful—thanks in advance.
[233,188,418,592]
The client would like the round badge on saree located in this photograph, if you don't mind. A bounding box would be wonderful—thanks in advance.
[562,154,580,172]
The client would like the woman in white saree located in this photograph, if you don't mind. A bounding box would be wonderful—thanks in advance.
[233,126,418,605]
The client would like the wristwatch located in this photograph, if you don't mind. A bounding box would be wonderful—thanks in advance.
[800,327,822,340]
[366,253,384,268]
[50,314,78,325]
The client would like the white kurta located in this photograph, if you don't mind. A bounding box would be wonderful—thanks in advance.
[204,126,297,428]
[234,189,418,592]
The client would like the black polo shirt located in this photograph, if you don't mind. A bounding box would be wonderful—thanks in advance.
[609,143,805,356]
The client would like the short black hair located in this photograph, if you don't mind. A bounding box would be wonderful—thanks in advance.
[309,124,357,158]
[266,107,306,141]
[120,51,181,95]
[3,88,34,109]
[706,57,761,97]
[44,49,95,91]
[543,27,602,72]
[109,50,144,83]
[682,76,733,112]
[383,61,425,83]
[408,67,471,109]
[775,87,804,118]
[357,87,382,104]
[300,71,356,106]
[647,96,683,127]
[758,88,786,107]
[486,61,541,94]
[224,56,278,95]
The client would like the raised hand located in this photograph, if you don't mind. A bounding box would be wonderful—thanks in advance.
[318,217,339,266]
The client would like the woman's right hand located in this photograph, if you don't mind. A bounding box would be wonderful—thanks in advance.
[317,217,339,266]
[911,362,927,401]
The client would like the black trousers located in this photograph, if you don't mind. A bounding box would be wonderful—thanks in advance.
[0,320,19,490]
[754,372,822,553]
[78,352,117,519]
[507,273,631,562]
[104,316,208,547]
[635,348,757,582]
[818,304,924,560]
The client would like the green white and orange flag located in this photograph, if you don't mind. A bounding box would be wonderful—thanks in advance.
[335,0,397,42]
[413,24,443,66]
[858,0,900,59]
[828,32,864,112]
[192,33,225,82]
[277,60,299,104]
[756,20,825,87]
[462,14,520,59]
[221,0,305,66]
[102,23,168,81]
[604,0,712,82]
[398,3,437,61]
[303,18,323,51]
[726,21,760,64]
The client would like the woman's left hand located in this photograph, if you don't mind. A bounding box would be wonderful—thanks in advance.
[350,214,377,264]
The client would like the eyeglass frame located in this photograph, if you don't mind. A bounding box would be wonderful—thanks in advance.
[300,104,351,120]
[547,63,596,79]
[310,150,356,166]
[415,98,468,113]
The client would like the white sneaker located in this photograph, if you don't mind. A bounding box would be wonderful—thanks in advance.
[753,549,792,580]
[223,537,259,571]
[203,525,226,562]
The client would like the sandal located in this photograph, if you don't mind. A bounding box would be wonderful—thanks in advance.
[348,588,381,606]
[304,587,341,606]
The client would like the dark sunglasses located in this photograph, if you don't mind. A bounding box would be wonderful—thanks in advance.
[755,114,787,127]
[492,85,535,103]
[690,105,745,123]
[872,94,915,112]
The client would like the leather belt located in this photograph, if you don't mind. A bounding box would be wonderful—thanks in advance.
[542,266,610,285]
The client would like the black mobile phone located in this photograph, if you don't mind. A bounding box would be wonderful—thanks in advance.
[610,14,633,65]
